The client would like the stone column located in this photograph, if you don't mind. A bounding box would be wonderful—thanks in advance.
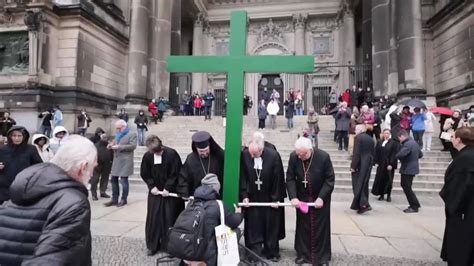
[342,5,356,90]
[371,0,391,96]
[147,0,173,100]
[192,13,205,94]
[396,0,425,97]
[24,9,43,79]
[169,0,181,106]
[388,0,398,96]
[292,13,307,99]
[126,0,149,102]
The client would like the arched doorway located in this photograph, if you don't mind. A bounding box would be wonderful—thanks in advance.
[258,74,284,115]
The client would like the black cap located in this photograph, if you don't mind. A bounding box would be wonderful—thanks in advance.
[192,131,211,149]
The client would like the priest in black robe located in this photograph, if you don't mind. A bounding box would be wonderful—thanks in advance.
[371,128,400,202]
[177,131,225,198]
[440,127,474,265]
[350,124,375,214]
[140,135,184,256]
[287,137,335,266]
[240,135,286,262]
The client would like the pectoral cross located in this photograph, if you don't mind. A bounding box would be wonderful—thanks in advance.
[255,179,263,191]
[302,179,308,189]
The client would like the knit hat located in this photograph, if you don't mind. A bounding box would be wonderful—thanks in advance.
[201,173,221,193]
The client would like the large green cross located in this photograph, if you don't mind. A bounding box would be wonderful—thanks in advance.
[167,11,314,206]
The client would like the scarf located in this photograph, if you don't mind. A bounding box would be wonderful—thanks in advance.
[115,127,129,143]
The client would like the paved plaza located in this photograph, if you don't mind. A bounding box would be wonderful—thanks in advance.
[91,192,446,265]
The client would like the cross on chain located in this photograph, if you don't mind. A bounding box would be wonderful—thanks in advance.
[255,179,263,191]
[302,178,309,189]
[167,11,314,206]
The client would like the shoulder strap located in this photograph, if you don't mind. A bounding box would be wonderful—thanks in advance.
[216,200,225,226]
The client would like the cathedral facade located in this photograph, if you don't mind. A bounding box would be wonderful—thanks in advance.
[0,0,472,132]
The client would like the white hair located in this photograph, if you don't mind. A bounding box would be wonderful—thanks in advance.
[355,124,367,134]
[250,131,265,150]
[50,135,97,172]
[295,137,313,150]
[361,105,369,112]
[115,119,127,127]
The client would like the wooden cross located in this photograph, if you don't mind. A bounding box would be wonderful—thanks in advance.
[167,11,314,206]
[255,179,263,191]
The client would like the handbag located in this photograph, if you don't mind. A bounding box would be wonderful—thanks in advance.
[215,200,240,265]
[440,131,453,141]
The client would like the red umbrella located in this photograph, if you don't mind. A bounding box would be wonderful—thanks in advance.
[430,107,453,116]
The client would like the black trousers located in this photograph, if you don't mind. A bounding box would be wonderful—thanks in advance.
[258,119,265,129]
[90,164,111,196]
[158,111,164,122]
[373,126,381,141]
[337,130,348,150]
[412,130,424,148]
[400,174,420,209]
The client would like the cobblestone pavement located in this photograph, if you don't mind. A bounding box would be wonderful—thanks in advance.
[91,192,446,265]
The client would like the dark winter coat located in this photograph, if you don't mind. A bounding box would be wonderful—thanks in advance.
[203,93,215,107]
[96,140,113,167]
[335,108,352,131]
[77,113,92,128]
[0,117,16,136]
[396,138,423,175]
[38,112,53,127]
[0,163,92,265]
[349,89,359,107]
[134,114,149,129]
[89,127,105,144]
[284,100,295,119]
[258,105,268,120]
[193,185,243,266]
[118,112,129,123]
[0,126,43,203]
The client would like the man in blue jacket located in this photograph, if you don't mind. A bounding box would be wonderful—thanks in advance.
[396,129,423,213]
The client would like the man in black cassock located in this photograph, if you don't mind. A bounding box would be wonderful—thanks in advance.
[140,135,184,256]
[350,124,375,214]
[371,128,400,202]
[440,127,474,265]
[177,131,224,198]
[240,135,286,262]
[287,137,335,266]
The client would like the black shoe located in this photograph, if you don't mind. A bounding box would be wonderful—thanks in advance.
[378,195,384,201]
[403,207,419,213]
[100,193,111,198]
[104,201,118,207]
[386,195,391,202]
[268,257,280,262]
[295,257,310,264]
[117,200,127,207]
[147,249,157,256]
[357,205,372,214]
[91,195,98,201]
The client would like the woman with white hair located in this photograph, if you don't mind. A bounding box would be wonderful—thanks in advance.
[0,135,96,265]
[286,137,335,265]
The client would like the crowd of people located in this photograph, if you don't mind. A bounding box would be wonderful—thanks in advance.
[0,96,472,265]
[179,90,216,119]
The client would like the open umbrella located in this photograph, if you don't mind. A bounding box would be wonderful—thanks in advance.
[396,99,426,109]
[430,107,453,116]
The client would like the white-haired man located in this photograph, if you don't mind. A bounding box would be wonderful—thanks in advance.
[286,137,335,265]
[350,124,375,214]
[240,132,286,262]
[0,135,96,265]
[105,120,137,207]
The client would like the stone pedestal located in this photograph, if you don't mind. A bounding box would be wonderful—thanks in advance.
[192,13,205,94]
[126,0,149,102]
[396,0,425,97]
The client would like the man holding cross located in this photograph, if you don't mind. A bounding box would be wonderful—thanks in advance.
[287,137,335,265]
[240,132,286,262]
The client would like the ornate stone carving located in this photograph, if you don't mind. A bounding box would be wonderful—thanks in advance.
[24,10,44,31]
[293,13,307,30]
[208,23,230,37]
[0,10,14,25]
[306,16,340,31]
[194,12,206,28]
[254,18,285,44]
[252,42,291,55]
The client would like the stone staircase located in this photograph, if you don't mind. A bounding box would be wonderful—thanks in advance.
[128,115,449,196]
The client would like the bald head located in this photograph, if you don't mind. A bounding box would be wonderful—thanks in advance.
[248,142,263,158]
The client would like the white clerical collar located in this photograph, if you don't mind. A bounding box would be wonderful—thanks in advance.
[254,157,263,170]
[382,139,389,147]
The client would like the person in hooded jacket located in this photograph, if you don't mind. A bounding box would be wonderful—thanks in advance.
[0,126,43,204]
[89,127,105,144]
[0,135,96,265]
[32,134,54,163]
[192,174,243,266]
[49,126,69,154]
[135,110,149,146]
[90,133,113,200]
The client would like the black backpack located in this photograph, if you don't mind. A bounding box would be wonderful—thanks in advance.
[167,200,208,261]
